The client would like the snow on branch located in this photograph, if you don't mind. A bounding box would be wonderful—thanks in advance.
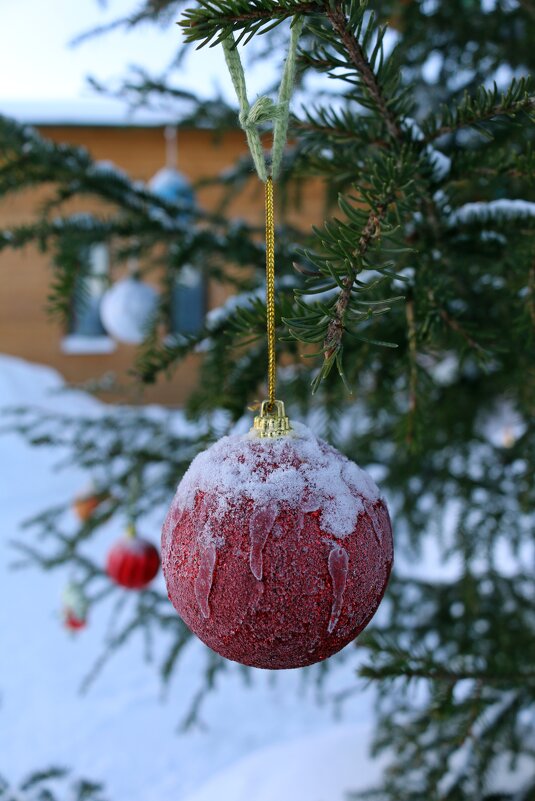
[448,199,535,226]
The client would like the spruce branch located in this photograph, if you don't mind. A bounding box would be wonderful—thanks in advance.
[0,767,108,801]
[421,78,535,143]
[323,199,392,358]
[360,661,535,686]
[181,1,322,47]
[529,261,535,333]
[434,299,487,354]
[405,294,418,446]
[88,72,239,130]
[297,105,387,148]
[324,5,402,141]
[71,0,183,45]
[519,0,535,18]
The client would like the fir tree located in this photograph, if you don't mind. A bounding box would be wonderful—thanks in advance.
[0,767,107,801]
[1,1,534,798]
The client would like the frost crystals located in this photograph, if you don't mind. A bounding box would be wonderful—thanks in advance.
[249,504,278,580]
[327,545,349,634]
[195,542,217,618]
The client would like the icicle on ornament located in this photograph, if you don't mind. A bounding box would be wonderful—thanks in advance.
[161,19,393,669]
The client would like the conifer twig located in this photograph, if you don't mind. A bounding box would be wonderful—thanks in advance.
[528,260,535,332]
[363,665,535,683]
[423,95,535,143]
[405,295,418,445]
[181,1,321,44]
[325,5,402,141]
[436,304,486,353]
[324,199,391,357]
[192,1,320,24]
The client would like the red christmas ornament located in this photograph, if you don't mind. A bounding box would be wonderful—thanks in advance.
[162,413,393,670]
[106,527,160,590]
[62,582,89,633]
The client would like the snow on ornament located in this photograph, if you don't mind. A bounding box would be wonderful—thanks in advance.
[162,402,393,670]
[106,525,160,590]
[100,271,158,345]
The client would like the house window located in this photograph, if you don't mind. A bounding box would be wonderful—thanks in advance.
[170,265,205,336]
[61,244,116,355]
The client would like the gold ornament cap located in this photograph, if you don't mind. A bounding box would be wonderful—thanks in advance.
[126,522,137,539]
[252,400,292,438]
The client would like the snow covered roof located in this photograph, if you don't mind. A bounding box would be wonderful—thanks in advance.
[0,98,179,127]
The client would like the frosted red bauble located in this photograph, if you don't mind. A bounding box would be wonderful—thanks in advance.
[162,422,393,670]
[106,535,160,590]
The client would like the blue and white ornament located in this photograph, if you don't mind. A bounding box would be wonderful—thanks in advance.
[148,126,195,221]
[149,166,195,211]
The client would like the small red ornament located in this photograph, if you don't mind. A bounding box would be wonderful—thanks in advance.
[106,527,160,590]
[73,494,101,522]
[62,582,89,633]
[162,412,393,670]
[64,611,87,631]
[73,483,108,522]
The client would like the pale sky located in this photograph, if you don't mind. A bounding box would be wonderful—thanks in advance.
[0,1,327,126]
[0,0,241,109]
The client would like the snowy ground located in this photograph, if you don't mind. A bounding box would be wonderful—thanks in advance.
[0,354,386,801]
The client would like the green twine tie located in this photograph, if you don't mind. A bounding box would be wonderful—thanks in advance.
[222,17,304,183]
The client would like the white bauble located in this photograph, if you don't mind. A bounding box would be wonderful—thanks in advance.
[100,277,158,344]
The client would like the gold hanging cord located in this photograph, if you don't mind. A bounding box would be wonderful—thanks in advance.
[221,19,303,437]
[265,176,276,409]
